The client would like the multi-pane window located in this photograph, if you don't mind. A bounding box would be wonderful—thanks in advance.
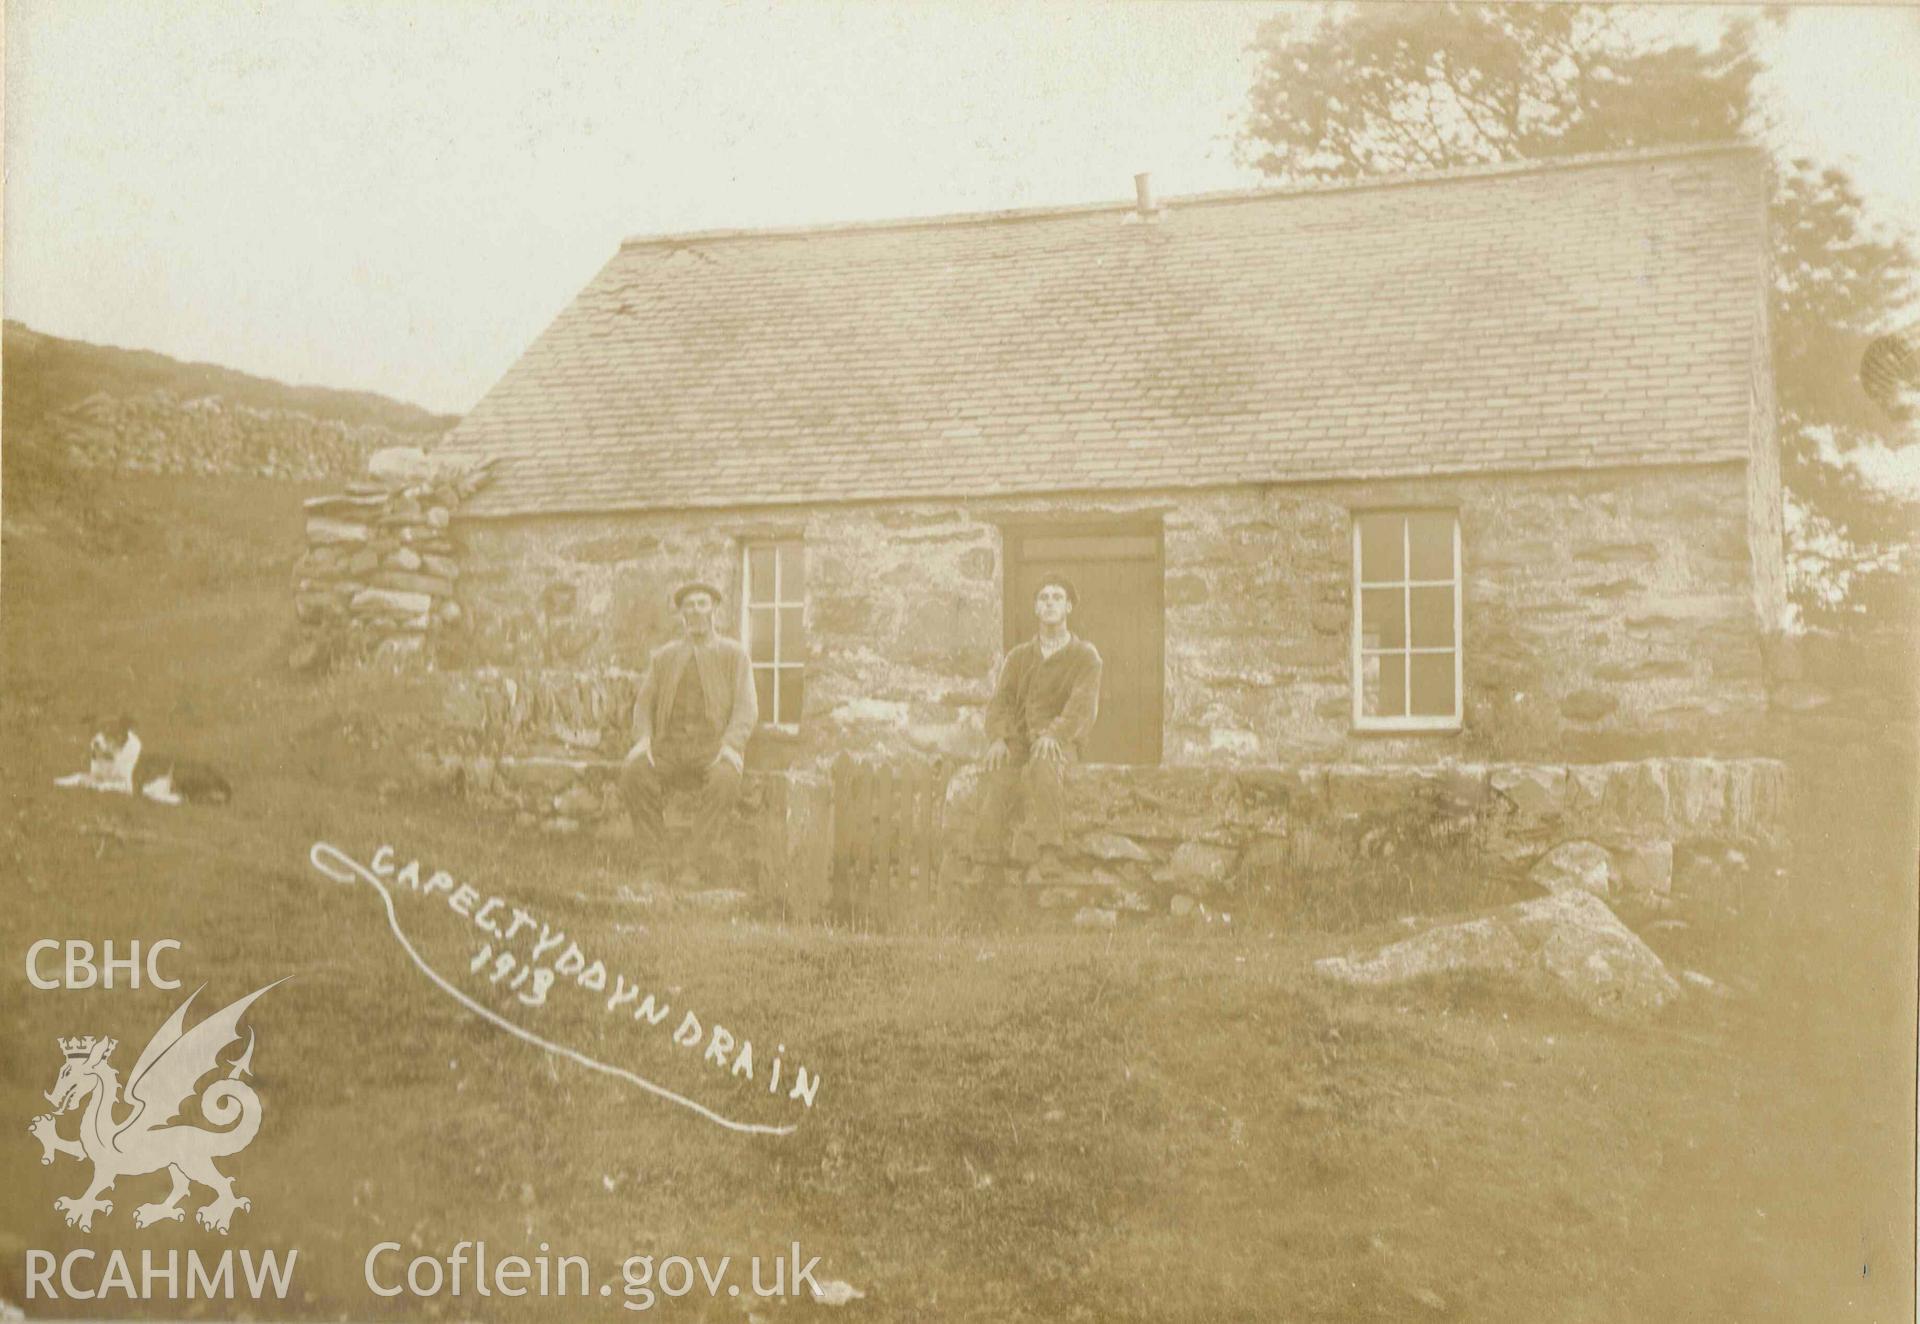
[1352,511,1462,730]
[741,542,806,728]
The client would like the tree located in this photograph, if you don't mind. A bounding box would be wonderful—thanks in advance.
[1240,4,1918,626]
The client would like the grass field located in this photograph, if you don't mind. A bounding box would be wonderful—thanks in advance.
[0,464,1912,1322]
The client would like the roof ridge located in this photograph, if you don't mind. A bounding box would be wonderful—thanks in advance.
[617,140,1761,251]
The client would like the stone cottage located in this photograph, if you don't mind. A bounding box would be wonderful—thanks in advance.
[418,143,1789,908]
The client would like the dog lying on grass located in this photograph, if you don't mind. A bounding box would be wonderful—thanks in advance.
[54,718,232,806]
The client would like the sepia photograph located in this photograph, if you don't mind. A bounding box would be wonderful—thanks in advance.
[2,2,1916,1319]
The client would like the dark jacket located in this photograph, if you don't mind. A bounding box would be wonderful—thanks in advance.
[985,634,1102,749]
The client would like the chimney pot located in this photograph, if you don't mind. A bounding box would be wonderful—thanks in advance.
[1133,172,1156,215]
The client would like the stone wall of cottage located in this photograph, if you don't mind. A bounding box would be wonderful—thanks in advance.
[454,507,1002,765]
[450,464,1772,768]
[1167,465,1772,765]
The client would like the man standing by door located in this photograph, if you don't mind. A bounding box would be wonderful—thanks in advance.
[620,580,758,881]
[973,575,1102,873]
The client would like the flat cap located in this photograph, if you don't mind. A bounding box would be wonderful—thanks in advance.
[672,580,724,607]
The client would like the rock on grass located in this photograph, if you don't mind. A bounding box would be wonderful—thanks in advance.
[1315,890,1681,1022]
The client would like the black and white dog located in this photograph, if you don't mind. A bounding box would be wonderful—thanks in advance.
[55,718,232,806]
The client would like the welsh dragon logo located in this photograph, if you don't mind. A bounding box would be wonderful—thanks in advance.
[29,980,284,1234]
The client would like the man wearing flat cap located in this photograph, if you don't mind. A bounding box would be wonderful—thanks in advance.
[620,580,758,878]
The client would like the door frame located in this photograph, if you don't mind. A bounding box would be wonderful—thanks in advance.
[995,514,1166,765]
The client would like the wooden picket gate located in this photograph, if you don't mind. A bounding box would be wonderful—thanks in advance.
[829,755,951,926]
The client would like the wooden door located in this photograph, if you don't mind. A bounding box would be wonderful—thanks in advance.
[1002,521,1164,765]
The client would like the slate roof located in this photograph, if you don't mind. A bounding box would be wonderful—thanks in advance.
[441,144,1770,518]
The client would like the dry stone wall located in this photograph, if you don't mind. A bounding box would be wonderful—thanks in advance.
[392,736,1786,928]
[288,454,494,670]
[408,745,833,910]
[40,390,429,479]
[938,756,1787,925]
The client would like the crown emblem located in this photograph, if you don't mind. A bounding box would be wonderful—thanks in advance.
[59,1036,107,1060]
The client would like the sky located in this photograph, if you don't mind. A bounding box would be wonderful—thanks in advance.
[5,2,1918,417]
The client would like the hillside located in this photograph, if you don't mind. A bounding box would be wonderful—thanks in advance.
[2,320,456,437]
[2,321,459,485]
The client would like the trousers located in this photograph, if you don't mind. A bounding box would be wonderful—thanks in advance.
[618,753,743,863]
[972,749,1069,860]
